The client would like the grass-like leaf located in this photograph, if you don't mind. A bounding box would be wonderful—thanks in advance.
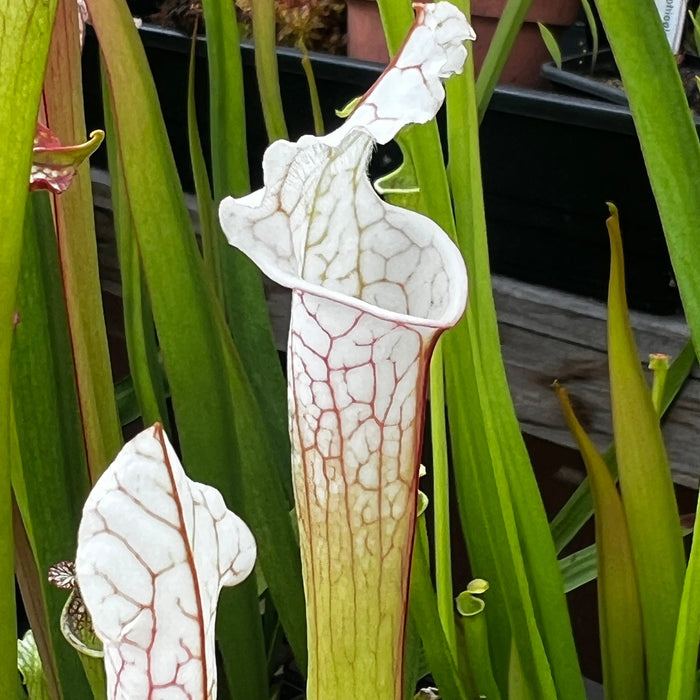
[251,0,288,142]
[43,0,122,481]
[606,204,685,698]
[475,0,535,118]
[12,192,93,699]
[200,0,292,507]
[0,2,59,695]
[537,23,562,69]
[410,514,468,700]
[551,341,695,554]
[559,544,597,593]
[103,64,170,431]
[87,0,306,687]
[668,484,700,699]
[594,0,700,363]
[555,382,645,700]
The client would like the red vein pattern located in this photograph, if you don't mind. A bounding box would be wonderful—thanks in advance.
[75,425,256,700]
[219,4,473,697]
[289,289,442,697]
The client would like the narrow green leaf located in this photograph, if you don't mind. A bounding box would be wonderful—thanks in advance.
[114,375,141,426]
[299,44,325,136]
[690,9,700,56]
[186,28,220,296]
[250,0,288,142]
[410,515,468,700]
[0,3,58,694]
[508,638,537,700]
[559,544,598,593]
[475,0,535,119]
[12,191,93,700]
[593,0,700,367]
[607,203,685,698]
[103,63,170,431]
[403,614,428,700]
[580,0,599,73]
[77,655,107,700]
[430,345,457,655]
[201,0,292,507]
[537,23,562,69]
[551,341,695,554]
[668,486,700,699]
[555,382,645,700]
[200,0,250,195]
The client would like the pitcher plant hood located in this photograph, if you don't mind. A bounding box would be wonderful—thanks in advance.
[75,424,256,700]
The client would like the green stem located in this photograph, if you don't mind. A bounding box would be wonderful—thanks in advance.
[430,343,456,654]
[251,0,288,142]
[475,0,535,119]
[649,353,670,416]
[411,512,468,700]
[299,43,325,136]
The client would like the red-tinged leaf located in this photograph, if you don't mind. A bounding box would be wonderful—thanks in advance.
[75,424,256,700]
[30,123,103,194]
[43,0,122,483]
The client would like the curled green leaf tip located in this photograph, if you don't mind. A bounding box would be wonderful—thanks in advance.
[335,95,361,118]
[456,579,490,616]
[467,578,489,595]
[418,491,430,517]
[606,201,618,217]
[456,590,486,617]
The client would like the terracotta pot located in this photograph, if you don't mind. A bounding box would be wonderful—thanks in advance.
[346,0,392,63]
[472,0,581,87]
[346,0,581,88]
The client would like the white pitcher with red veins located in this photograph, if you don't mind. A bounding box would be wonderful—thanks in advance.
[219,4,473,698]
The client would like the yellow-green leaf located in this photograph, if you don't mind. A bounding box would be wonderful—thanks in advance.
[606,203,685,698]
[554,381,645,700]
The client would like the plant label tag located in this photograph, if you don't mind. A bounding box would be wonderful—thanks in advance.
[655,0,688,53]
